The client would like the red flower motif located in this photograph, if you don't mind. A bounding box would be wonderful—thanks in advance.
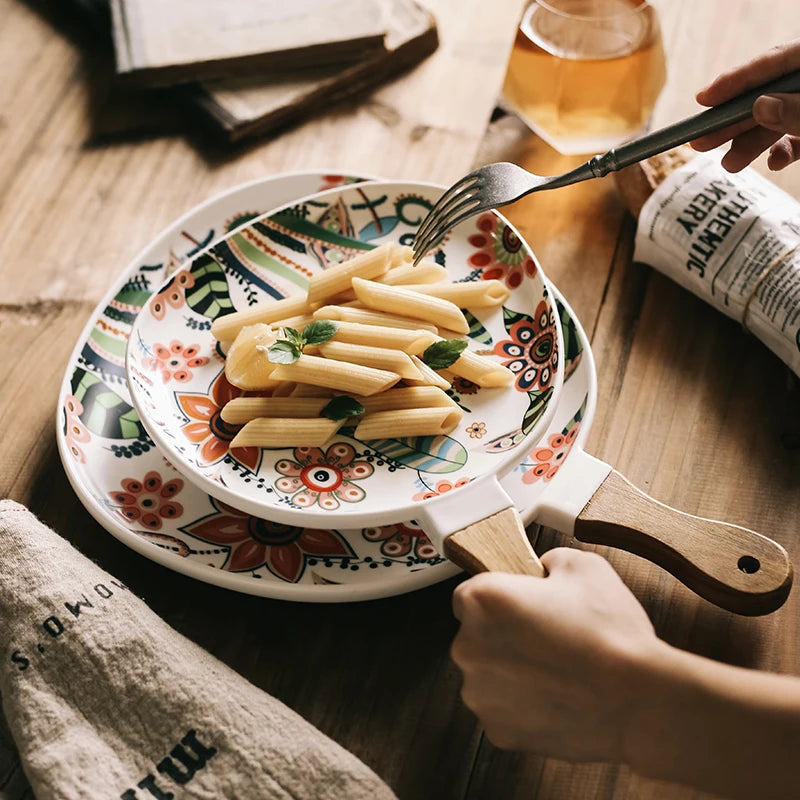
[176,370,261,472]
[493,300,558,392]
[412,477,470,502]
[63,394,91,463]
[149,270,195,320]
[522,424,580,484]
[274,443,372,510]
[184,499,354,581]
[362,520,439,561]
[108,470,184,531]
[467,213,537,289]
[146,340,208,383]
[450,376,479,395]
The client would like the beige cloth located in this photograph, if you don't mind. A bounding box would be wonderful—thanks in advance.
[0,500,396,800]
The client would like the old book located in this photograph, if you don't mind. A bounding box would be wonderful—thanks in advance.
[110,0,389,86]
[186,0,438,142]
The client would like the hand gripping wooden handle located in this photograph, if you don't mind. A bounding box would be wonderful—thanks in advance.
[574,470,793,616]
[443,507,546,577]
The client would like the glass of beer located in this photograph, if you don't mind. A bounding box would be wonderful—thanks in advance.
[501,0,667,155]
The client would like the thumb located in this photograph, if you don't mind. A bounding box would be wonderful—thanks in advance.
[753,93,800,135]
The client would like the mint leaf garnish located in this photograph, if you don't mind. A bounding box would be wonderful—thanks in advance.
[322,396,365,421]
[267,340,302,364]
[302,320,338,346]
[421,339,468,370]
[283,327,304,347]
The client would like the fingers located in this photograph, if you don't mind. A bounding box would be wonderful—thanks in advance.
[753,93,800,135]
[720,126,783,172]
[696,39,800,106]
[768,135,800,170]
[691,119,757,152]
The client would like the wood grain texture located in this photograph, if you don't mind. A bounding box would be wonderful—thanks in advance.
[444,508,547,577]
[574,469,793,616]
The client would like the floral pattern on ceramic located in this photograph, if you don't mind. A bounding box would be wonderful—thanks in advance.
[493,302,559,393]
[175,370,261,472]
[62,394,91,463]
[274,444,373,510]
[362,520,439,561]
[150,270,195,320]
[412,477,471,502]
[107,470,184,531]
[57,171,596,601]
[146,340,208,383]
[183,498,355,581]
[467,212,538,288]
[520,422,581,484]
[128,182,561,528]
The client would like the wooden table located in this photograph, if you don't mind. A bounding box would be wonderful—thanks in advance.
[2,1,799,798]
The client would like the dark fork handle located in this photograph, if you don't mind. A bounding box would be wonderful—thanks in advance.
[588,68,800,178]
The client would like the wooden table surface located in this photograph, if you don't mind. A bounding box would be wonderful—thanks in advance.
[3,1,800,798]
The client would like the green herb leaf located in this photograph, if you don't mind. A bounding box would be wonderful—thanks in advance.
[302,320,339,346]
[322,395,365,421]
[267,340,302,364]
[283,327,304,347]
[421,339,469,370]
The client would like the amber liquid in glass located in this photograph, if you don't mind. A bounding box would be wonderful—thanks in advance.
[502,0,667,154]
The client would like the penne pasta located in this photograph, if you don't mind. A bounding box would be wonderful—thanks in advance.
[328,320,437,354]
[312,305,438,333]
[355,386,457,413]
[270,353,400,396]
[406,355,452,391]
[448,348,514,388]
[224,323,280,391]
[230,417,343,449]
[354,407,463,439]
[317,341,422,381]
[306,243,393,307]
[398,279,509,308]
[352,277,469,334]
[221,396,329,424]
[210,295,310,342]
[270,381,297,397]
[270,314,315,332]
[290,384,335,398]
[390,244,414,266]
[380,261,449,286]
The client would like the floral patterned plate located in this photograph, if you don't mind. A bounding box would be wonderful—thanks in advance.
[127,181,565,538]
[57,171,596,601]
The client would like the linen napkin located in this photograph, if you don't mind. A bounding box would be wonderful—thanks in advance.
[0,499,396,800]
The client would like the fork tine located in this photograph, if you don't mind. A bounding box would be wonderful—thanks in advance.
[413,194,483,262]
[416,201,488,256]
[413,173,481,249]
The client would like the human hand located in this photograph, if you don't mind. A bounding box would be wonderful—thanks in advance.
[691,39,800,172]
[450,548,663,762]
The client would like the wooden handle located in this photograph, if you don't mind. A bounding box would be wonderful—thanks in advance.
[443,507,546,577]
[574,470,793,616]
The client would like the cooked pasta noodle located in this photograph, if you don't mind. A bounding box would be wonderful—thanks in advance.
[230,417,343,449]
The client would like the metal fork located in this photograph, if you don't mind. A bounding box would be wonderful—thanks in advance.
[412,68,800,264]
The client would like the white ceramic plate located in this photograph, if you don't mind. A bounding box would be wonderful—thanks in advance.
[126,181,564,536]
[57,171,596,601]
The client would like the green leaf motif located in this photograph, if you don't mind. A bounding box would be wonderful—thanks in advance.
[422,339,468,370]
[268,341,301,364]
[184,254,234,320]
[463,309,492,345]
[302,320,338,346]
[69,368,146,440]
[359,434,468,474]
[322,396,364,421]
[521,386,554,436]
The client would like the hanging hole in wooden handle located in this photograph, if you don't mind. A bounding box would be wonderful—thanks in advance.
[574,470,793,616]
[443,506,546,577]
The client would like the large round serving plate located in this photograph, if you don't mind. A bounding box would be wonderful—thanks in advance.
[57,172,596,601]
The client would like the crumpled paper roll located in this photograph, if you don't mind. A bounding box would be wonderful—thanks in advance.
[0,500,397,800]
[616,147,800,377]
